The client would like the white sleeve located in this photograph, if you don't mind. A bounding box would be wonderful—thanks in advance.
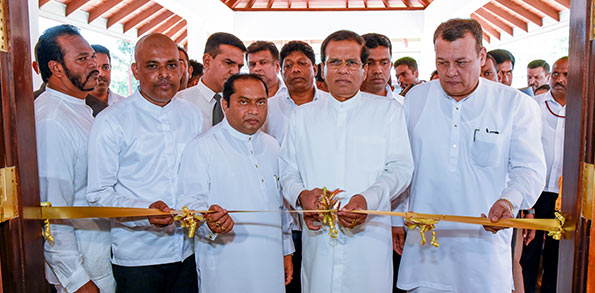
[37,120,90,292]
[278,111,306,208]
[359,102,414,210]
[501,96,547,211]
[281,199,296,256]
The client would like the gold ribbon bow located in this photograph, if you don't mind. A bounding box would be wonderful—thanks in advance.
[317,188,343,239]
[173,206,204,238]
[547,212,566,240]
[406,218,440,247]
[40,202,54,243]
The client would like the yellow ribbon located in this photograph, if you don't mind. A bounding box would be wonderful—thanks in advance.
[406,218,440,247]
[173,207,204,238]
[40,202,54,243]
[547,212,566,240]
[317,187,343,239]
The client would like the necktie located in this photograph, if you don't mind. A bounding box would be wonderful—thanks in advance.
[212,93,224,126]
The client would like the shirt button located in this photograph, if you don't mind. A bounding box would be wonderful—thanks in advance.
[456,107,459,110]
[454,124,457,127]
[248,137,252,141]
[255,164,258,168]
[261,179,264,183]
[250,150,254,154]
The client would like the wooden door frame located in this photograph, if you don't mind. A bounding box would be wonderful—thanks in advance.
[0,0,47,291]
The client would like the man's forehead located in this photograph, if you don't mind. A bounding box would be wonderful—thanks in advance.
[216,44,244,58]
[248,50,273,60]
[58,34,92,54]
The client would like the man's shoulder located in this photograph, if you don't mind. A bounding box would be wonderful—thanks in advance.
[176,86,207,103]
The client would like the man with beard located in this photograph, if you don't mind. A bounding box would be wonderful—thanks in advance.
[397,19,545,292]
[178,73,294,292]
[247,41,285,98]
[177,46,191,91]
[280,30,413,292]
[361,33,404,105]
[177,32,245,131]
[527,59,550,93]
[34,24,114,293]
[86,44,125,116]
[86,33,233,292]
[520,56,568,293]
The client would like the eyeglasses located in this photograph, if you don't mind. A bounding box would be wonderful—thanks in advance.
[326,58,362,70]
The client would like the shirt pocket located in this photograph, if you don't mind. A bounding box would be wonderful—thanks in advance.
[471,131,504,167]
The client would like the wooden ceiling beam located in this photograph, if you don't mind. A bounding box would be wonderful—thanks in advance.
[521,0,560,21]
[484,2,528,32]
[123,5,163,33]
[246,0,256,8]
[165,20,186,38]
[381,0,389,8]
[363,0,367,8]
[552,0,570,9]
[495,0,542,26]
[137,11,175,36]
[472,13,500,40]
[482,32,490,44]
[226,0,240,8]
[418,0,429,6]
[231,0,242,8]
[306,0,309,9]
[173,29,187,44]
[65,0,88,16]
[39,0,51,8]
[267,0,274,8]
[233,7,425,11]
[475,7,513,36]
[88,0,120,23]
[107,0,150,28]
[402,0,414,8]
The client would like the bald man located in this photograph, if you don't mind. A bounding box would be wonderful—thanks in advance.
[87,33,233,292]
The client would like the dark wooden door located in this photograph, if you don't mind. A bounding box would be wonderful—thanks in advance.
[0,0,48,291]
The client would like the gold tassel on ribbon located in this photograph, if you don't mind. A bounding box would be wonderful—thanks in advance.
[547,212,566,240]
[317,187,343,239]
[173,206,204,238]
[406,218,440,247]
[40,202,54,243]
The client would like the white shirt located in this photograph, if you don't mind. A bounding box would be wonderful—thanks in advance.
[383,85,405,105]
[279,91,414,293]
[177,79,221,131]
[86,90,203,266]
[263,87,325,143]
[536,91,565,193]
[36,88,115,293]
[107,89,125,105]
[178,119,294,292]
[397,79,546,292]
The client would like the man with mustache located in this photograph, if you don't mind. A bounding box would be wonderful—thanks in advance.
[280,30,413,292]
[178,73,294,292]
[397,18,546,292]
[520,56,568,293]
[177,32,245,131]
[86,44,125,116]
[34,24,113,293]
[247,41,285,98]
[361,33,404,105]
[527,59,550,93]
[86,33,233,292]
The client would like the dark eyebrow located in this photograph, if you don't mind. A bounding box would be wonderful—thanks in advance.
[224,58,238,64]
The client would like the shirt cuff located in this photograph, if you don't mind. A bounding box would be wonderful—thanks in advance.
[283,236,296,256]
[63,267,91,293]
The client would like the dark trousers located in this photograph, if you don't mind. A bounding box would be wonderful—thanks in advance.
[112,255,198,293]
[393,251,405,293]
[286,230,302,293]
[520,192,559,293]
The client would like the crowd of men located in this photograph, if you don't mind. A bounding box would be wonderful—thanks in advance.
[33,16,566,293]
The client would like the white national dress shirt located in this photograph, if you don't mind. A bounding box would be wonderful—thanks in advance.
[36,88,115,293]
[279,91,414,293]
[86,89,203,267]
[177,79,222,131]
[107,89,125,105]
[397,79,546,292]
[178,118,294,292]
[384,84,405,105]
[535,91,565,193]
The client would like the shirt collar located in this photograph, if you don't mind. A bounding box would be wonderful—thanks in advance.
[198,78,218,102]
[543,91,565,108]
[131,88,175,114]
[283,87,322,106]
[328,90,362,111]
[45,87,87,106]
[438,78,482,104]
[222,117,259,142]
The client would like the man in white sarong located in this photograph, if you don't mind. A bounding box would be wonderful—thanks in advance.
[397,18,546,293]
[35,24,114,293]
[279,30,414,293]
[178,73,294,292]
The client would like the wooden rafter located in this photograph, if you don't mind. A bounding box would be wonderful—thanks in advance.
[288,0,292,8]
[472,13,501,40]
[402,0,414,8]
[227,0,240,8]
[267,0,274,8]
[174,29,187,44]
[123,5,163,33]
[495,0,542,26]
[107,0,151,28]
[137,11,175,36]
[39,0,51,8]
[482,32,491,44]
[484,2,528,32]
[363,0,367,8]
[381,0,389,8]
[88,0,120,23]
[246,0,256,8]
[165,20,186,38]
[521,0,560,21]
[233,7,423,11]
[65,0,88,16]
[231,0,242,8]
[418,0,429,6]
[475,8,513,36]
[345,0,348,8]
[552,0,570,9]
[306,0,309,9]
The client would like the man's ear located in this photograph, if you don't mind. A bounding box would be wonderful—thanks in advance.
[48,60,64,79]
[203,53,211,70]
[222,97,229,110]
[131,63,140,81]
